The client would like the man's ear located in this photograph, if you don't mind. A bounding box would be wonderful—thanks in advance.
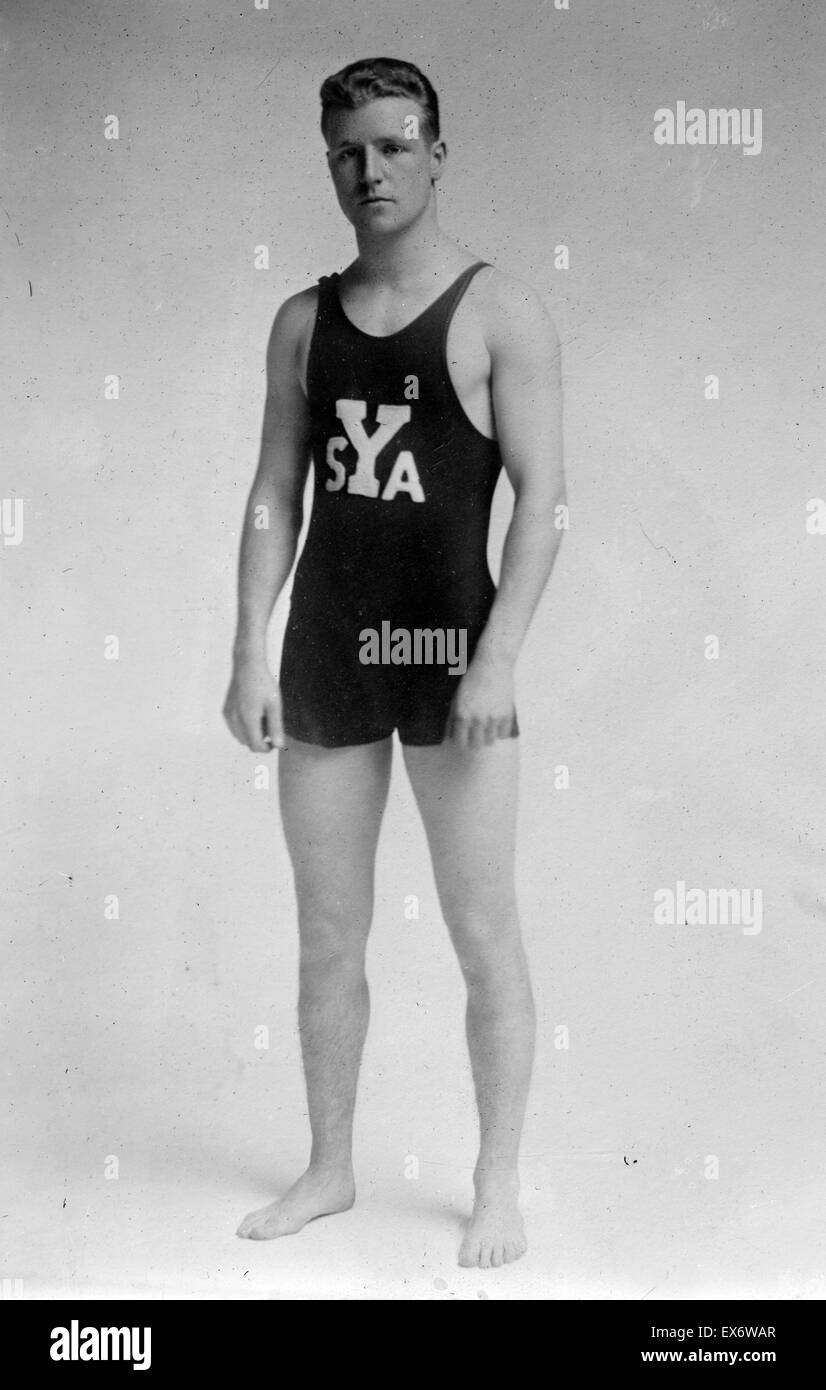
[429,139,447,184]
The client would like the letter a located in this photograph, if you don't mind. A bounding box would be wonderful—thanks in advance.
[382,450,425,501]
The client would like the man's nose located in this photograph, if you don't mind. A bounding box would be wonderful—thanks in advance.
[359,148,384,184]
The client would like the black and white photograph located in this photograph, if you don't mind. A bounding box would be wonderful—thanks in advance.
[2,0,825,1323]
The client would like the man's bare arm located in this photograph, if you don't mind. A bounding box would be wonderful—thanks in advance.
[223,292,314,752]
[478,272,565,662]
[449,273,565,748]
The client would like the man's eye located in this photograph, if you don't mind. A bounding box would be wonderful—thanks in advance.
[383,144,402,154]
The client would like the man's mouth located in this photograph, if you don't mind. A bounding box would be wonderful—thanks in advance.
[360,197,392,204]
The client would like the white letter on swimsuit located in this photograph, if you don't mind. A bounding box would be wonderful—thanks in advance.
[335,400,411,498]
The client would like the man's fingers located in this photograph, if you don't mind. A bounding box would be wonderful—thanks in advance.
[263,696,286,750]
[467,719,485,751]
[223,674,284,753]
[244,719,271,753]
[448,712,515,748]
[450,714,469,749]
[227,705,275,753]
[224,708,246,746]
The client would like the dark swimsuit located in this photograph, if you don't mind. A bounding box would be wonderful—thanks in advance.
[279,261,519,747]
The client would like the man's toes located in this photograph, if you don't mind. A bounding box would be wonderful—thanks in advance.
[490,1244,504,1268]
[238,1211,270,1240]
[478,1242,493,1269]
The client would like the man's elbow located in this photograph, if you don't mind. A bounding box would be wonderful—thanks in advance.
[513,471,566,524]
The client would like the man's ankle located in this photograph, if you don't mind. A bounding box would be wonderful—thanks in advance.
[473,1162,520,1193]
[308,1155,355,1179]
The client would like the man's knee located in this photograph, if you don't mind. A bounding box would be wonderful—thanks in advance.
[296,893,372,969]
[442,899,522,979]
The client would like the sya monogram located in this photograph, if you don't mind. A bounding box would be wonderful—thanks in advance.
[324,399,425,502]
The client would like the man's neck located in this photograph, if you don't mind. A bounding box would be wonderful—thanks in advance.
[350,210,459,288]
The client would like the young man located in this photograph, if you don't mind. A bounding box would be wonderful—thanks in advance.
[223,57,564,1269]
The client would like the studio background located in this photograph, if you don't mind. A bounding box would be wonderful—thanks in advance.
[2,0,825,1298]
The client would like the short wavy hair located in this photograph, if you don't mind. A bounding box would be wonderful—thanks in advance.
[320,57,440,146]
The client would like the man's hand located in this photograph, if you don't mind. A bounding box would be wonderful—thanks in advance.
[446,649,516,750]
[223,655,285,753]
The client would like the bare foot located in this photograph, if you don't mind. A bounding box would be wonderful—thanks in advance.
[236,1165,355,1240]
[458,1173,527,1268]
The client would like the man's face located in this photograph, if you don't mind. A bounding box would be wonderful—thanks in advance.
[325,96,445,234]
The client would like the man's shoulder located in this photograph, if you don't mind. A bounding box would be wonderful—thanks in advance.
[263,283,323,372]
[474,263,559,348]
[272,283,321,336]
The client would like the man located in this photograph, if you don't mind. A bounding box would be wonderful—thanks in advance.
[223,56,564,1269]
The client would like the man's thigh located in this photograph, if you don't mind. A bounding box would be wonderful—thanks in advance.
[401,738,519,922]
[278,736,393,916]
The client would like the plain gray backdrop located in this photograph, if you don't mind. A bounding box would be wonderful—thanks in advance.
[2,0,825,1298]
